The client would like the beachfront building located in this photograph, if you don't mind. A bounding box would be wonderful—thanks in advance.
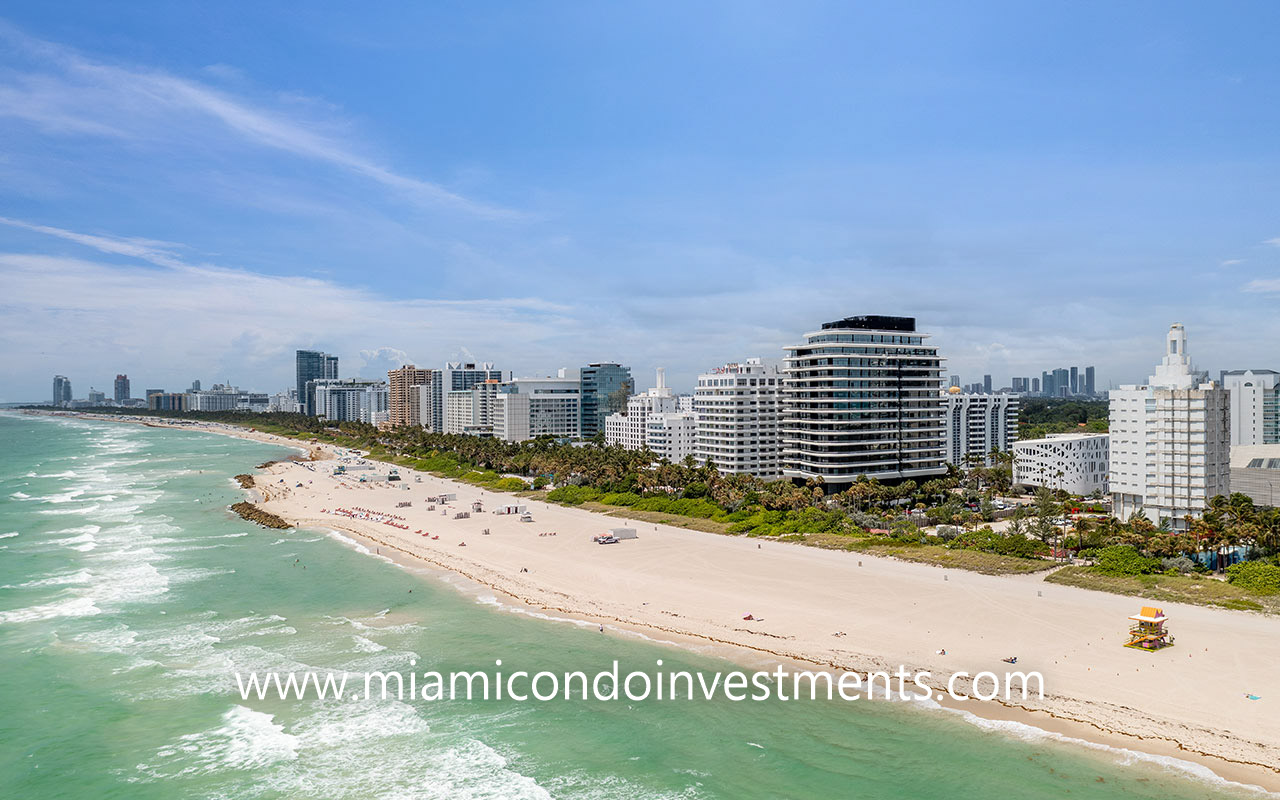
[1220,369,1280,446]
[148,392,189,412]
[52,375,72,407]
[781,315,947,490]
[693,359,782,479]
[413,362,506,432]
[605,368,697,462]
[311,379,389,424]
[187,384,244,412]
[579,363,633,439]
[444,380,504,437]
[1013,433,1109,495]
[387,365,431,428]
[268,390,299,413]
[113,374,131,403]
[492,370,581,442]
[1229,444,1280,508]
[943,389,1019,467]
[87,388,105,405]
[1109,324,1231,529]
[296,350,338,416]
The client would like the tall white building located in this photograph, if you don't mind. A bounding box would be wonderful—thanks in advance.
[604,368,697,462]
[1109,324,1231,529]
[1220,369,1280,446]
[1013,433,1109,495]
[694,358,782,479]
[444,380,504,436]
[414,362,507,432]
[492,370,581,442]
[943,390,1019,467]
[781,315,947,489]
[312,379,389,424]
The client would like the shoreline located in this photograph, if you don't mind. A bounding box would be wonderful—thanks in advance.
[20,410,1280,795]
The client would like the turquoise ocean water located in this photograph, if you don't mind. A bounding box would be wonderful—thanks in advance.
[0,412,1267,799]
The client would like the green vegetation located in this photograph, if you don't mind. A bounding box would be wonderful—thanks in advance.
[1018,398,1108,439]
[1225,561,1280,594]
[1045,566,1280,614]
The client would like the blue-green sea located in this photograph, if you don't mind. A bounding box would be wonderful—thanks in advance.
[0,412,1268,799]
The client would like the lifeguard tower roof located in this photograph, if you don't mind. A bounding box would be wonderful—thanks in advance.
[1128,606,1167,624]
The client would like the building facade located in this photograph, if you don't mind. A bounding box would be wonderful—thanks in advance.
[296,350,338,416]
[492,371,581,442]
[943,390,1019,467]
[148,392,190,412]
[311,379,389,424]
[1109,324,1231,529]
[188,384,244,412]
[781,315,947,489]
[52,375,72,407]
[604,368,697,462]
[1220,369,1280,446]
[694,358,782,479]
[579,363,633,439]
[1229,444,1280,508]
[1013,433,1109,495]
[387,365,430,428]
[113,374,131,403]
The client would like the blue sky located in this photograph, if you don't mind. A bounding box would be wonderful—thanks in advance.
[2,1,1279,401]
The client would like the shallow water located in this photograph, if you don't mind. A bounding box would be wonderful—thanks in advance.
[0,413,1268,799]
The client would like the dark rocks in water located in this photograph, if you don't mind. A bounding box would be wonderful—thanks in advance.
[230,501,290,530]
[234,474,256,489]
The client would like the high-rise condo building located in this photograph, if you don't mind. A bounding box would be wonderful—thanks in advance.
[388,365,431,428]
[114,374,131,403]
[1109,324,1230,529]
[296,350,338,415]
[943,390,1019,467]
[1070,366,1079,394]
[781,315,947,489]
[87,388,105,405]
[1031,377,1040,394]
[493,370,581,442]
[444,380,504,436]
[52,375,72,406]
[579,363,634,439]
[694,359,782,479]
[414,362,506,432]
[311,379,389,424]
[983,374,992,394]
[1084,366,1096,396]
[1220,369,1280,446]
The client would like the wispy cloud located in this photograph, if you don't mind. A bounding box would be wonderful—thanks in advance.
[1219,258,1243,268]
[0,21,516,219]
[1264,238,1280,247]
[0,216,190,268]
[1243,278,1280,294]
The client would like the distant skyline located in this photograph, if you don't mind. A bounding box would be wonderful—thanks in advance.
[3,3,1280,401]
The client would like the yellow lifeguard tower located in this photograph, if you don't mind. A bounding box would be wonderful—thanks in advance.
[1125,606,1172,651]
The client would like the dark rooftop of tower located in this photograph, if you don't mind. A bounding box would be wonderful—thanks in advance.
[820,315,916,333]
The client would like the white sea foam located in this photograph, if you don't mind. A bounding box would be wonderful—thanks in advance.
[3,568,94,589]
[0,595,101,624]
[142,705,300,777]
[0,531,19,539]
[352,635,387,653]
[9,491,30,500]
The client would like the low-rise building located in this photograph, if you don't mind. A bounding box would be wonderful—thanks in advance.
[1229,444,1280,508]
[493,370,581,442]
[1013,433,1110,495]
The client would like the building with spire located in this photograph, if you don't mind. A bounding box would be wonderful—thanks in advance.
[605,368,696,462]
[1109,323,1230,529]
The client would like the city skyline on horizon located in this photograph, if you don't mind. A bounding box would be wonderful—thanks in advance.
[3,4,1280,400]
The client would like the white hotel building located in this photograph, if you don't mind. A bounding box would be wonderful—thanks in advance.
[1109,324,1231,529]
[1013,433,1109,495]
[492,370,581,442]
[943,390,1019,467]
[1220,369,1280,446]
[693,358,783,479]
[604,368,696,462]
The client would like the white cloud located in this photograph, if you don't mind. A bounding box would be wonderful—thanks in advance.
[1219,258,1243,268]
[0,22,515,219]
[1244,278,1280,294]
[1264,238,1280,247]
[0,216,189,268]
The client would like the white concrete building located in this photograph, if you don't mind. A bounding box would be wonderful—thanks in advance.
[604,368,697,462]
[188,384,244,412]
[943,390,1019,467]
[781,315,947,488]
[492,370,581,442]
[1109,324,1231,529]
[1220,369,1280,446]
[1013,433,1109,495]
[312,379,390,424]
[694,358,782,479]
[1230,444,1280,508]
[413,361,507,432]
[444,380,503,436]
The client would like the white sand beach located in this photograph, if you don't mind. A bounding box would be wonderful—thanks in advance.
[42,414,1280,790]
